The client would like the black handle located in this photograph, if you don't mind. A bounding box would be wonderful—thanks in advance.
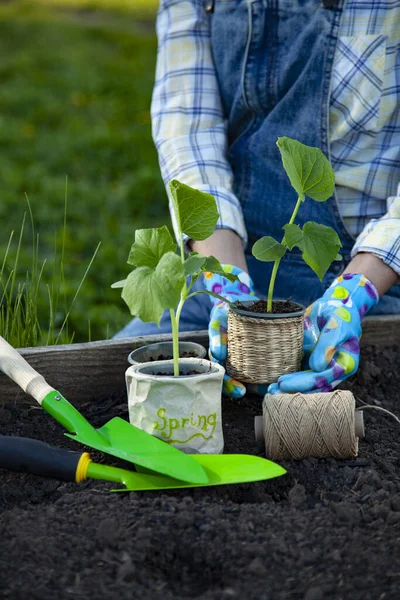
[0,435,85,482]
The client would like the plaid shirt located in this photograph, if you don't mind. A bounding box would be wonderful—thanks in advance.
[151,0,400,276]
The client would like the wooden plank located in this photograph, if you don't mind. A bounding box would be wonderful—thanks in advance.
[0,331,209,405]
[361,315,400,347]
[0,316,398,406]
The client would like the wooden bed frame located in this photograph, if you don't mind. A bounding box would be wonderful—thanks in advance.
[1,315,399,405]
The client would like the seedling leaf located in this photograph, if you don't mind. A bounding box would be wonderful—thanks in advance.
[202,256,238,282]
[111,279,127,289]
[252,236,287,262]
[189,255,239,286]
[168,180,219,241]
[121,252,185,324]
[183,252,207,277]
[128,226,176,269]
[282,224,304,250]
[277,137,335,202]
[301,222,342,280]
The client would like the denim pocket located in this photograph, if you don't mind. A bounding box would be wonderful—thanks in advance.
[330,34,387,137]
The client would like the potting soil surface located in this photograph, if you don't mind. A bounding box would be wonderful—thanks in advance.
[1,344,399,600]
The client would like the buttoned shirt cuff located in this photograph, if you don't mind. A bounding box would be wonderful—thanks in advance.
[351,193,400,279]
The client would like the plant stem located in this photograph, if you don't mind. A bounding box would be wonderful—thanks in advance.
[169,308,180,376]
[179,231,185,264]
[170,228,189,375]
[289,196,303,225]
[175,296,185,332]
[267,195,303,312]
[267,259,280,312]
[187,289,234,306]
[178,228,187,314]
[171,295,186,376]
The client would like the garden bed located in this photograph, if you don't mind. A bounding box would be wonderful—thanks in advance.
[0,336,400,599]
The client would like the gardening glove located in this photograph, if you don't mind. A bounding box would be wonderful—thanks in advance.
[268,273,380,395]
[203,265,257,398]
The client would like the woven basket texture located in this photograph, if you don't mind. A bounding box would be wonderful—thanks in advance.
[226,310,304,384]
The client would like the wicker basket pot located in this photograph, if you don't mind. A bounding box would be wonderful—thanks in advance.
[226,300,306,385]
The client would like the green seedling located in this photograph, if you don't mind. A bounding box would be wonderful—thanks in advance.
[252,137,342,311]
[112,180,237,376]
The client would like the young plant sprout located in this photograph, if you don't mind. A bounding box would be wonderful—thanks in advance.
[252,137,342,311]
[112,180,237,376]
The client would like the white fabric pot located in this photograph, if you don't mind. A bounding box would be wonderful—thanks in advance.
[125,358,225,454]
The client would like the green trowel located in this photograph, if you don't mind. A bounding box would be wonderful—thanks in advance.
[0,435,286,491]
[0,336,207,484]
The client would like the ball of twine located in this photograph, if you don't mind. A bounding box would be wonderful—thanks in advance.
[263,390,359,460]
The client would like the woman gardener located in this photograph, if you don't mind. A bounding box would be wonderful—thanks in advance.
[117,0,399,397]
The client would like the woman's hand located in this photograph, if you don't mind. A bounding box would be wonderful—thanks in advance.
[268,273,380,394]
[204,266,258,398]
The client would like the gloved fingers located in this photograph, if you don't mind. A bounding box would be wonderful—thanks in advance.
[208,302,228,362]
[222,373,247,399]
[208,350,247,398]
[208,293,259,362]
[267,382,280,395]
[203,266,256,307]
[302,301,326,359]
[302,329,319,367]
[308,306,361,372]
[303,331,318,359]
[268,345,360,394]
[268,370,335,394]
[311,334,361,375]
[268,370,326,394]
[300,320,323,369]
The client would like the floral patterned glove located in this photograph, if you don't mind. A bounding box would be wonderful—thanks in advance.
[204,265,257,398]
[268,273,379,394]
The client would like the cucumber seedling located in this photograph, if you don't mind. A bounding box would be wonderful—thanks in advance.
[252,137,342,311]
[112,180,237,376]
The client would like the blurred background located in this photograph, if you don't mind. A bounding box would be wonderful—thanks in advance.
[0,0,169,346]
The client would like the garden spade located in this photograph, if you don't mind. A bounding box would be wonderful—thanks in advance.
[0,336,208,484]
[0,435,286,492]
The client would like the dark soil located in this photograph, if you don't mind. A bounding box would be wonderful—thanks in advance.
[150,351,198,361]
[154,370,203,376]
[237,299,303,314]
[1,344,400,599]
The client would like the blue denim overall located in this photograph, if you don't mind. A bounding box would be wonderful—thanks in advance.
[116,0,399,338]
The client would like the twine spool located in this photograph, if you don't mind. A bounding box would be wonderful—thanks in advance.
[261,390,361,460]
[226,310,304,383]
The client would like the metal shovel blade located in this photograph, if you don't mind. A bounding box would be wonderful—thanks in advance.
[95,454,286,492]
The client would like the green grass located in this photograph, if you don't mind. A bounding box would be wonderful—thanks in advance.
[1,192,101,347]
[36,0,158,18]
[0,2,169,343]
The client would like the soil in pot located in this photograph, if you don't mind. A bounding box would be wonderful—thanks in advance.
[128,343,207,366]
[154,369,202,376]
[1,343,400,600]
[237,299,300,314]
[150,351,198,361]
